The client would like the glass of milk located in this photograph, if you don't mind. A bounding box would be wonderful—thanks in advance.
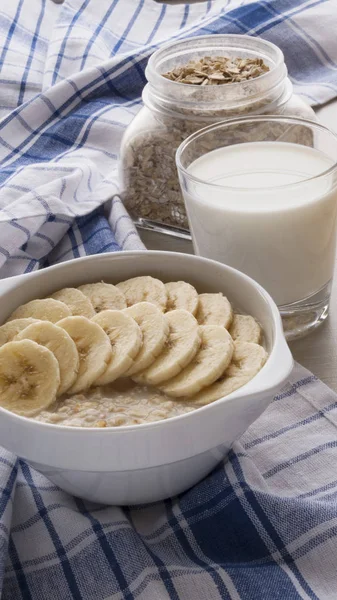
[176,116,337,339]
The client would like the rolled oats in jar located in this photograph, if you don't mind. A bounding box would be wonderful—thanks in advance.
[120,34,316,233]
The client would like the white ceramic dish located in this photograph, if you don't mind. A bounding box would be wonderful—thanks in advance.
[0,251,293,505]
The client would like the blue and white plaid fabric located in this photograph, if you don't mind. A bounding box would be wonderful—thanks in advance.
[1,0,337,277]
[1,0,337,598]
[3,365,337,599]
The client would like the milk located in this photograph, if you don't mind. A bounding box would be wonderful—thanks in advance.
[184,141,337,306]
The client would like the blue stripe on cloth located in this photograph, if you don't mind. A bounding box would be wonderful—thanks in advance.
[0,10,48,45]
[72,211,120,255]
[244,401,337,449]
[24,259,39,273]
[9,219,30,238]
[8,538,33,600]
[52,0,92,86]
[35,231,55,248]
[0,246,10,258]
[292,523,337,563]
[75,499,136,600]
[0,463,18,520]
[298,479,337,500]
[176,464,306,598]
[125,507,181,600]
[0,457,16,469]
[42,211,120,264]
[17,0,46,106]
[20,463,83,600]
[229,453,319,599]
[145,4,166,45]
[0,0,25,71]
[15,112,35,134]
[274,376,318,400]
[59,177,66,198]
[253,0,335,72]
[165,499,233,599]
[180,5,190,30]
[11,503,74,533]
[79,0,119,71]
[67,228,80,258]
[263,440,337,479]
[256,0,330,35]
[112,0,145,54]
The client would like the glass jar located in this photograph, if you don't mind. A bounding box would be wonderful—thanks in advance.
[120,34,316,234]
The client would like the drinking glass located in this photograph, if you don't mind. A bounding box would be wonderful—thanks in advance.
[176,116,337,339]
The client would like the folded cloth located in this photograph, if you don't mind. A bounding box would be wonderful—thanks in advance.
[1,1,337,598]
[2,364,337,599]
[1,0,337,277]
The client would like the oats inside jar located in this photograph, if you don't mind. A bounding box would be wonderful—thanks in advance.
[162,56,270,85]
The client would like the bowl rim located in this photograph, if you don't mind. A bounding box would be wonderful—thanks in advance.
[0,250,293,434]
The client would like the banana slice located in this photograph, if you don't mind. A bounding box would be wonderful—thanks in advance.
[91,310,142,385]
[134,310,200,385]
[123,302,169,376]
[51,287,95,318]
[229,314,261,344]
[0,318,40,347]
[160,326,234,398]
[7,299,71,323]
[0,340,60,416]
[196,293,233,329]
[16,321,79,396]
[116,276,167,311]
[165,282,199,315]
[57,316,112,393]
[192,341,268,406]
[78,282,126,312]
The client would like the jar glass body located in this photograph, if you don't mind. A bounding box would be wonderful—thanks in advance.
[120,35,316,231]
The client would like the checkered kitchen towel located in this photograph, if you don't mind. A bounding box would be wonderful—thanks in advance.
[1,0,337,598]
[1,0,337,277]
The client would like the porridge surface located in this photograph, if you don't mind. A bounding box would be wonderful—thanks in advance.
[34,379,197,427]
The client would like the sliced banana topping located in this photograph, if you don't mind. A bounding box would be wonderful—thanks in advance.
[57,316,112,393]
[0,273,268,423]
[229,314,261,344]
[78,283,126,312]
[92,310,142,385]
[0,318,40,347]
[16,321,79,396]
[192,341,268,406]
[0,340,60,416]
[117,276,167,311]
[196,293,233,329]
[134,310,200,386]
[165,281,199,315]
[123,302,169,376]
[160,326,234,398]
[51,287,95,318]
[7,299,71,323]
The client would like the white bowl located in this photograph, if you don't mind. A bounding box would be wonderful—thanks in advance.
[0,251,293,505]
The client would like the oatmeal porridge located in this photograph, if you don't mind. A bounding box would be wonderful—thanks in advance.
[0,275,267,426]
[35,379,197,428]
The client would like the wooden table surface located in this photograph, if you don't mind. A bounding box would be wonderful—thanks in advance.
[138,101,337,392]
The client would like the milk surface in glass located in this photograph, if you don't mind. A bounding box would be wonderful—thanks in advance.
[185,141,337,306]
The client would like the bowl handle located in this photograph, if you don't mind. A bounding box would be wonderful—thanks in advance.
[241,338,294,397]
